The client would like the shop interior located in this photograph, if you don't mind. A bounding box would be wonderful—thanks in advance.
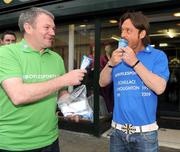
[0,8,179,134]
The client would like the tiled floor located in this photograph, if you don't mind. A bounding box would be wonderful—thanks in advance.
[158,128,180,149]
[59,129,180,152]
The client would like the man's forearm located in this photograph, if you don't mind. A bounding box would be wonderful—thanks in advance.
[99,63,113,87]
[134,62,167,95]
[2,69,86,105]
[2,76,68,105]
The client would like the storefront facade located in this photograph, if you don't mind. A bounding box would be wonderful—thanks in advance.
[0,0,180,136]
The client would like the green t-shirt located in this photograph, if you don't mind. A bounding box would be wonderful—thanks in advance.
[0,39,65,151]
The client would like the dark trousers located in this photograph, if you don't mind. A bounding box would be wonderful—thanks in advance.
[0,138,60,152]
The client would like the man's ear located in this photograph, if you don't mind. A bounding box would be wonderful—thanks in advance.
[140,30,146,39]
[23,23,33,34]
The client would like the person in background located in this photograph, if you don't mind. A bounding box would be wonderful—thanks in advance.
[100,44,114,113]
[100,44,112,68]
[88,45,95,71]
[99,11,169,152]
[0,7,86,152]
[1,30,17,45]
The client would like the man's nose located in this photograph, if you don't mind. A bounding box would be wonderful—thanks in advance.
[50,28,55,36]
[121,31,127,38]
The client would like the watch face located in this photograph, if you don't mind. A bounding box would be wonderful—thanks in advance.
[3,0,13,4]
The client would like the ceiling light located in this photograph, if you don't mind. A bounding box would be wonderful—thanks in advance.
[3,0,13,4]
[167,29,175,38]
[150,29,178,38]
[150,33,165,37]
[111,35,120,41]
[159,43,168,47]
[109,20,118,24]
[173,12,180,17]
[150,44,155,47]
[79,24,86,27]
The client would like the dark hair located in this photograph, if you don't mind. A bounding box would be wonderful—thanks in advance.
[119,11,150,46]
[1,30,16,40]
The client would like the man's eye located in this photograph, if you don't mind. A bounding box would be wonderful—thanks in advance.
[127,29,132,33]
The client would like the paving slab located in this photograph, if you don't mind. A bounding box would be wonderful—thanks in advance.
[59,129,180,152]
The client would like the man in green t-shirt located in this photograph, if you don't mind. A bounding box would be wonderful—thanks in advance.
[0,7,86,152]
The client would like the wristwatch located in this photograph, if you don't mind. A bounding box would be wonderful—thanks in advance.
[107,62,114,68]
[132,60,140,68]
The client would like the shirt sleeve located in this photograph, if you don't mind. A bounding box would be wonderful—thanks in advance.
[0,46,22,83]
[152,51,170,81]
[56,54,68,92]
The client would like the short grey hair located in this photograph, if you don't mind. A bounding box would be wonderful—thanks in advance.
[18,7,54,33]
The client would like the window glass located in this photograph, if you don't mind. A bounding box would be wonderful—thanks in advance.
[150,20,180,112]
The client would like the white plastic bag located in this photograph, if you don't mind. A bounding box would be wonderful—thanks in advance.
[57,85,93,121]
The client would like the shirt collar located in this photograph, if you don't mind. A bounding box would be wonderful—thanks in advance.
[20,39,51,54]
[142,45,152,53]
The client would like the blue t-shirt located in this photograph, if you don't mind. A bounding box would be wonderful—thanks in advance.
[112,45,169,126]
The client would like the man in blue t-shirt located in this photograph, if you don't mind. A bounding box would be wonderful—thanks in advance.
[99,12,169,152]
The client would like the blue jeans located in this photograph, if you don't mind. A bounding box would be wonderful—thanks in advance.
[110,129,159,152]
